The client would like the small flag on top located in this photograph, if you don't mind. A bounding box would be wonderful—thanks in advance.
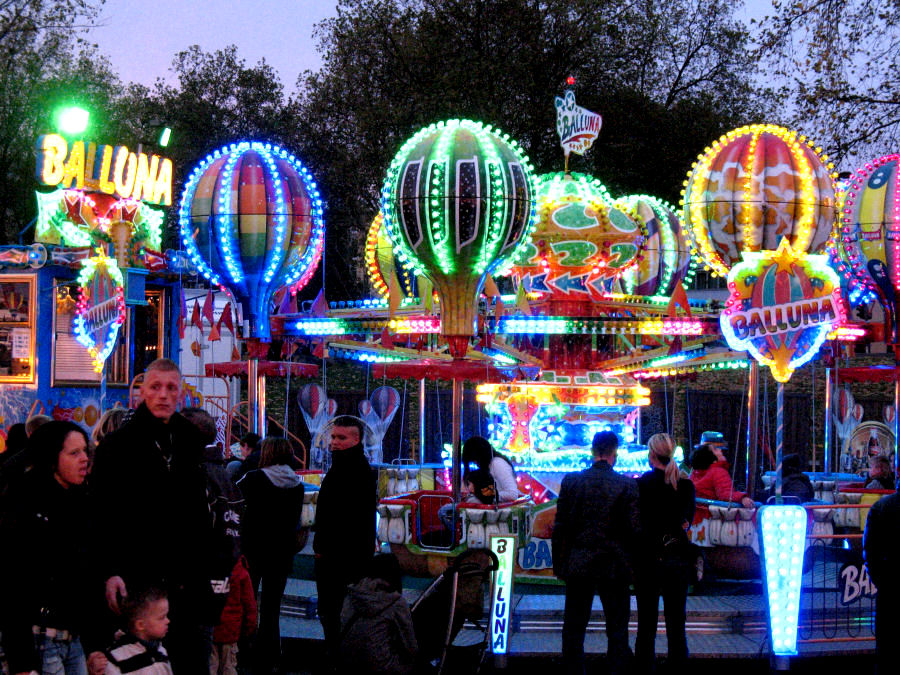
[309,289,328,318]
[202,289,215,326]
[191,299,202,331]
[220,302,234,334]
[515,283,531,316]
[177,287,187,339]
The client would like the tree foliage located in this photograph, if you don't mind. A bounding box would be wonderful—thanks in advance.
[755,0,900,163]
[0,0,119,242]
[291,0,770,298]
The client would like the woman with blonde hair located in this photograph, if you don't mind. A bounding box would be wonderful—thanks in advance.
[634,433,696,673]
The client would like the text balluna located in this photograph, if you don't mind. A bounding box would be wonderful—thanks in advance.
[36,134,172,207]
[729,296,838,341]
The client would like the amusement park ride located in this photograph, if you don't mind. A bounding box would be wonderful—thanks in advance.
[2,95,900,658]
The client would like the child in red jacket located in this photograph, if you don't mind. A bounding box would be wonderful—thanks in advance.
[211,556,257,675]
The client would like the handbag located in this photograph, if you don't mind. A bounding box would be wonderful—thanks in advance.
[659,533,704,582]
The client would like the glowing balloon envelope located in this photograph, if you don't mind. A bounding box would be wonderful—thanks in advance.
[614,194,693,297]
[510,172,642,301]
[837,154,900,341]
[381,119,537,356]
[365,212,418,300]
[682,124,837,277]
[179,141,325,340]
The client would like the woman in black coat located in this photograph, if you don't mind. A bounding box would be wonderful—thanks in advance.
[237,436,304,673]
[634,433,696,674]
[0,420,106,675]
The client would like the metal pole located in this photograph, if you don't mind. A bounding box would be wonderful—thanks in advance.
[776,382,784,502]
[746,360,760,498]
[824,367,833,474]
[248,357,266,435]
[451,378,463,504]
[419,378,426,465]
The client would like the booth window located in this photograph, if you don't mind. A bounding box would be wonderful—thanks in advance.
[0,276,36,383]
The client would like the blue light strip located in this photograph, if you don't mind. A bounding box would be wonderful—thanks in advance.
[759,504,807,656]
[215,143,246,286]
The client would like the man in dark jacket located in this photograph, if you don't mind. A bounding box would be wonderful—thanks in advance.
[552,431,640,675]
[314,415,377,659]
[91,358,215,673]
[863,491,900,675]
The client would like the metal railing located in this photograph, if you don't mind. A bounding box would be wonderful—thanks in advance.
[798,503,876,644]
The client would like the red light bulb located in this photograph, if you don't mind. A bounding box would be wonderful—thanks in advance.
[566,76,575,86]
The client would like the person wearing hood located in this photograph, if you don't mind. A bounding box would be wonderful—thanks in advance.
[236,436,304,673]
[313,416,377,661]
[338,553,417,675]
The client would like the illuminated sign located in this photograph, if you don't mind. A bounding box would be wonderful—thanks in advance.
[554,91,601,158]
[490,534,516,655]
[36,134,173,206]
[73,252,126,373]
[720,239,843,382]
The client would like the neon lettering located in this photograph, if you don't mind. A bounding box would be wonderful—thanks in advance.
[35,133,172,205]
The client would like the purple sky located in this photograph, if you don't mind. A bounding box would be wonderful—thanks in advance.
[91,1,339,89]
[91,1,771,90]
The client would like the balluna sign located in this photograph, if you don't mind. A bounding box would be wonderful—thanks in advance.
[36,134,173,207]
[721,239,844,382]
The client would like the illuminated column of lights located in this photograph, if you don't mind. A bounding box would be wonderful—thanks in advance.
[429,122,453,274]
[469,122,504,274]
[759,505,807,656]
[276,147,325,292]
[179,149,224,287]
[216,143,247,287]
[257,143,289,286]
[295,319,347,335]
[381,131,426,276]
[603,346,707,376]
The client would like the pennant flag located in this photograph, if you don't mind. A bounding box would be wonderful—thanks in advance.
[177,287,187,339]
[231,344,241,361]
[310,289,328,318]
[312,339,325,359]
[515,283,531,316]
[668,335,683,355]
[666,280,692,318]
[202,289,215,326]
[381,325,394,349]
[191,299,202,331]
[207,321,221,342]
[220,302,234,334]
[418,277,433,314]
[388,270,403,319]
[484,274,501,299]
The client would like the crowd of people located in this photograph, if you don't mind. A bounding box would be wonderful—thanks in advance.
[2,359,898,675]
[0,359,318,675]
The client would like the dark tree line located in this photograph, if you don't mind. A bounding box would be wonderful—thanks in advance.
[11,0,885,301]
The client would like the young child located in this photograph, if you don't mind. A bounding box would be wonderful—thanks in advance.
[211,555,258,675]
[105,587,173,674]
[338,553,417,674]
[462,468,497,505]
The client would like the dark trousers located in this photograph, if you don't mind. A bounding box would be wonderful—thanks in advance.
[247,563,289,674]
[562,575,633,675]
[875,590,897,675]
[635,562,689,672]
[314,558,356,660]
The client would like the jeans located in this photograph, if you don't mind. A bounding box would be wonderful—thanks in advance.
[35,634,87,675]
[247,562,289,673]
[209,642,239,675]
[634,560,690,672]
[561,575,633,675]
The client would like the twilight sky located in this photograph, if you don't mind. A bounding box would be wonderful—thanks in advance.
[91,0,339,88]
[91,1,772,90]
